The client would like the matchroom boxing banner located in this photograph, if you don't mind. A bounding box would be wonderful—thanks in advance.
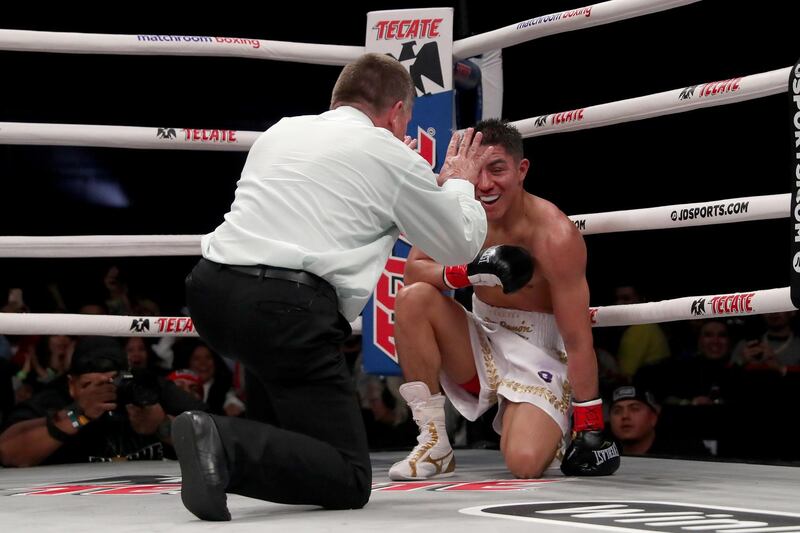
[362,8,454,375]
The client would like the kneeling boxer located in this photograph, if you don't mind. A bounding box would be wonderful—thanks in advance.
[389,119,619,480]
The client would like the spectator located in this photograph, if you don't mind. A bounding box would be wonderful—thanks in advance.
[609,385,708,457]
[357,375,416,450]
[637,319,733,406]
[0,336,206,466]
[732,312,800,372]
[614,285,670,380]
[173,340,244,417]
[168,369,205,402]
[13,335,77,402]
[124,337,165,375]
[103,265,131,315]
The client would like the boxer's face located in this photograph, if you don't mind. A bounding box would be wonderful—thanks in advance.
[474,145,528,221]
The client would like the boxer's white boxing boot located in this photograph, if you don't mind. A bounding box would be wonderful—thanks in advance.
[389,382,455,480]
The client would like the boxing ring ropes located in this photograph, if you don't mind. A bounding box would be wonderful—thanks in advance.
[0,0,795,342]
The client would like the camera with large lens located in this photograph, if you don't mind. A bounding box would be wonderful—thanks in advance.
[114,369,161,407]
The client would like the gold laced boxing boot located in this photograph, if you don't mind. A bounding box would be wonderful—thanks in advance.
[388,382,456,480]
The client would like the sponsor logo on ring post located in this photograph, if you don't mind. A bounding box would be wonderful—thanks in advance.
[373,18,443,39]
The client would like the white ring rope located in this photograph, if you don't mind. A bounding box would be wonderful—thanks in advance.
[1,67,788,150]
[590,288,795,328]
[0,5,791,335]
[453,0,699,59]
[0,193,787,258]
[0,123,259,151]
[0,288,791,336]
[570,193,788,235]
[0,313,362,337]
[0,235,201,258]
[0,29,362,66]
[512,67,790,138]
[0,0,696,66]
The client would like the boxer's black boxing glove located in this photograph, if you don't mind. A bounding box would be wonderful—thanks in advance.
[443,245,533,294]
[560,399,620,476]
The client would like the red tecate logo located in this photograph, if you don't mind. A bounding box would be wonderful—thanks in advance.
[698,78,742,98]
[550,108,585,126]
[708,293,755,315]
[183,129,238,143]
[373,18,442,40]
[156,317,194,333]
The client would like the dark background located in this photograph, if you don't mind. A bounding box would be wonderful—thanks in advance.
[1,0,798,314]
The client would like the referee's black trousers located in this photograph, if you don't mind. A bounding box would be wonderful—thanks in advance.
[185,258,371,509]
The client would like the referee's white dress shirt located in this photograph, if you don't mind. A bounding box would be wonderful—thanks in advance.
[202,106,487,321]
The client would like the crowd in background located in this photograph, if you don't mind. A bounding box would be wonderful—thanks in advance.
[1,266,799,466]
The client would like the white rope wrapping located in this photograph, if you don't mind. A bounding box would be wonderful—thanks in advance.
[1,1,694,66]
[590,288,795,327]
[0,290,790,336]
[0,235,201,258]
[454,0,700,59]
[0,123,260,151]
[0,313,362,336]
[0,193,787,257]
[0,29,362,66]
[569,193,789,235]
[513,67,790,138]
[2,67,788,150]
[0,314,198,337]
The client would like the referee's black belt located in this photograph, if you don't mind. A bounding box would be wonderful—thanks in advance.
[203,258,330,291]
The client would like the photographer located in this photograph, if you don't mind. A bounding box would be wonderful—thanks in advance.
[732,312,800,372]
[0,337,206,467]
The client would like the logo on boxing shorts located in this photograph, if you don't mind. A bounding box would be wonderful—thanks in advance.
[156,127,176,140]
[460,501,800,531]
[129,318,150,333]
[537,370,553,383]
